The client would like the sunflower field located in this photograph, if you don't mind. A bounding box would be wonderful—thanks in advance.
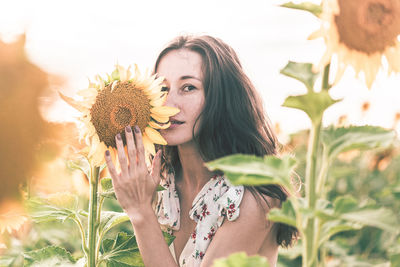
[1,1,400,267]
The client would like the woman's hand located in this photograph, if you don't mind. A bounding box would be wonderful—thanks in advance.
[104,125,162,221]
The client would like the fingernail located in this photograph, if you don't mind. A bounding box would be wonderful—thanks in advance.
[125,126,131,132]
[105,150,110,156]
[116,133,121,140]
[134,126,140,133]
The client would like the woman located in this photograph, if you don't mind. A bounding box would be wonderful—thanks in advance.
[105,35,297,267]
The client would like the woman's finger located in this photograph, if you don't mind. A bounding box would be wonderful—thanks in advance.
[150,150,162,186]
[115,133,129,178]
[105,150,119,180]
[134,126,145,168]
[125,125,137,168]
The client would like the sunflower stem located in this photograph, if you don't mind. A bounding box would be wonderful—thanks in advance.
[88,166,100,267]
[95,195,105,263]
[303,62,331,267]
[303,118,322,267]
[322,63,330,90]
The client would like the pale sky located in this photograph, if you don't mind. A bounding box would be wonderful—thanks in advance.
[1,0,400,137]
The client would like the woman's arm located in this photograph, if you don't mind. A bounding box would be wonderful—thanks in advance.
[128,206,178,267]
[105,125,178,267]
[200,189,278,267]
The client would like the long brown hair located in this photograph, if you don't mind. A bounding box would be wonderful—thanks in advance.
[154,35,297,247]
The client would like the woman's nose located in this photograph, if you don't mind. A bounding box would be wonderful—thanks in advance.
[163,89,178,108]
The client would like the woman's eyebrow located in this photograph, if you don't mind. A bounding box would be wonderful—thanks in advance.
[180,75,201,81]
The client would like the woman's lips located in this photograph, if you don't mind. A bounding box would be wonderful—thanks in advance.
[168,120,184,129]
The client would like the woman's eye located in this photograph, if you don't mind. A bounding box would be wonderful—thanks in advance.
[183,85,196,92]
[161,86,169,92]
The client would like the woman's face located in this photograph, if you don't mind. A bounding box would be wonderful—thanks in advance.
[157,49,205,146]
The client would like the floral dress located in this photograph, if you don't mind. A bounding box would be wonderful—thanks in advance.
[155,173,244,267]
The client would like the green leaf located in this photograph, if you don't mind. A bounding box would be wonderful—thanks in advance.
[318,220,362,246]
[206,154,296,191]
[333,195,358,214]
[45,192,79,210]
[0,255,15,266]
[280,61,320,92]
[100,177,117,199]
[99,211,130,237]
[26,197,77,223]
[23,246,76,266]
[321,125,396,161]
[212,252,269,267]
[157,185,166,191]
[340,208,399,234]
[101,238,114,254]
[67,156,91,180]
[391,254,400,267]
[111,68,120,81]
[268,200,297,228]
[283,91,340,124]
[280,2,322,17]
[100,232,174,267]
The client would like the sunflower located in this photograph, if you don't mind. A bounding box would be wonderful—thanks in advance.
[60,65,179,166]
[0,200,28,235]
[310,0,400,88]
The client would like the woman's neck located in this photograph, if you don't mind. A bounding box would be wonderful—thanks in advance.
[176,141,214,193]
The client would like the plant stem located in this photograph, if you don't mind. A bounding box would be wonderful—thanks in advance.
[303,118,322,267]
[316,149,330,198]
[88,166,100,267]
[74,215,89,257]
[322,64,330,90]
[303,63,331,267]
[95,196,105,262]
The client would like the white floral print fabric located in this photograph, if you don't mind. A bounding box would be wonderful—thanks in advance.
[155,173,244,267]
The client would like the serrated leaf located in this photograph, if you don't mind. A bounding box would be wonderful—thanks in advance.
[23,246,76,266]
[268,200,297,228]
[46,192,79,210]
[26,198,77,223]
[333,195,358,214]
[100,231,174,267]
[67,156,91,180]
[340,208,399,234]
[280,61,319,92]
[280,2,322,17]
[101,239,114,254]
[206,154,296,191]
[100,178,117,199]
[212,252,269,267]
[318,220,362,246]
[99,211,130,237]
[283,91,340,124]
[322,126,396,161]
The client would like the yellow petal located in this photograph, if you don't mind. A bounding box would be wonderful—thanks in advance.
[88,134,100,158]
[150,114,170,123]
[143,134,156,155]
[149,121,171,129]
[145,127,167,145]
[308,28,324,40]
[118,65,132,82]
[150,93,167,107]
[111,81,118,92]
[58,92,89,112]
[150,106,180,117]
[77,88,98,98]
[92,142,107,167]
